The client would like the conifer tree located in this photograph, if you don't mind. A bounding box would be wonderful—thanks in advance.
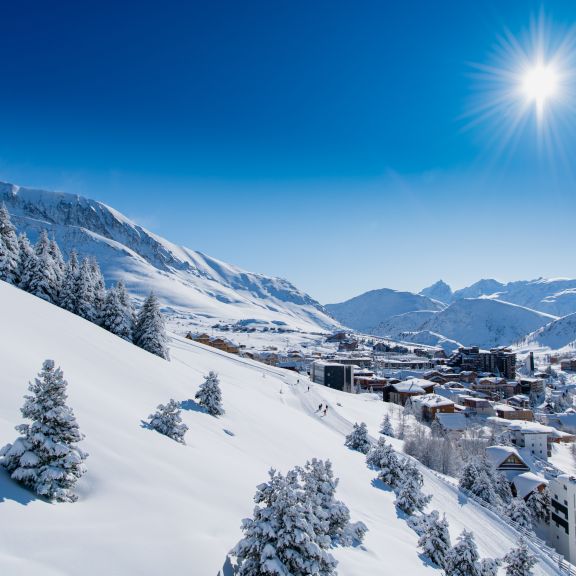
[299,458,367,546]
[344,422,371,454]
[502,538,537,576]
[526,487,550,525]
[0,202,19,284]
[376,441,403,489]
[89,257,106,324]
[16,233,36,291]
[75,257,97,322]
[195,371,224,416]
[479,558,501,576]
[234,468,338,576]
[147,399,187,443]
[507,498,533,532]
[133,292,169,360]
[367,436,392,469]
[444,530,481,576]
[59,250,79,313]
[49,237,65,295]
[417,510,451,568]
[395,459,431,515]
[28,230,58,302]
[101,282,133,341]
[0,360,88,502]
[380,413,395,437]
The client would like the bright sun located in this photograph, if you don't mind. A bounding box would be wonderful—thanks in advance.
[521,63,559,105]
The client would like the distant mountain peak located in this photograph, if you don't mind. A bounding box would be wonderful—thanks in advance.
[419,279,453,304]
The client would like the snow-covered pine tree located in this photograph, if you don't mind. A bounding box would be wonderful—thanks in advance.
[417,510,451,568]
[526,487,550,525]
[48,237,65,296]
[75,257,97,322]
[459,459,479,492]
[0,202,20,284]
[59,250,79,313]
[28,230,59,303]
[502,538,537,576]
[0,360,88,502]
[444,530,481,576]
[494,471,513,505]
[16,233,36,292]
[89,257,106,324]
[344,422,371,454]
[377,441,403,489]
[507,498,533,532]
[470,466,499,506]
[133,292,169,360]
[195,371,224,416]
[299,458,367,546]
[366,436,392,469]
[394,459,431,515]
[380,413,395,437]
[234,468,338,576]
[479,558,501,576]
[101,282,134,341]
[147,399,187,443]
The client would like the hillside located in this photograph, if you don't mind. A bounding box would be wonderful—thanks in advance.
[419,280,453,304]
[517,312,576,352]
[421,298,557,349]
[0,281,560,575]
[325,289,445,333]
[0,181,338,333]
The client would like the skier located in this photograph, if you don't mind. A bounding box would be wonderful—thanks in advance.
[323,405,328,416]
[307,384,310,392]
[318,403,323,412]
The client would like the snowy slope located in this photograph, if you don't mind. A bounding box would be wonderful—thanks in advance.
[453,278,576,317]
[325,289,445,333]
[372,310,440,339]
[0,282,561,576]
[0,181,338,332]
[421,298,557,349]
[517,312,576,352]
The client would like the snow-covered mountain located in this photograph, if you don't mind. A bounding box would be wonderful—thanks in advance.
[451,279,505,301]
[419,280,453,304]
[0,181,338,332]
[517,312,576,352]
[0,282,561,575]
[421,298,557,349]
[325,288,445,333]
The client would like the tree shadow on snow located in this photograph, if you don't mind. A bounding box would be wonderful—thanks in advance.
[0,467,37,506]
[180,399,207,414]
[416,551,437,569]
[370,477,395,494]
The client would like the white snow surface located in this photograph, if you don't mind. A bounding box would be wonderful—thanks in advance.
[0,181,338,333]
[0,282,561,575]
[516,312,576,352]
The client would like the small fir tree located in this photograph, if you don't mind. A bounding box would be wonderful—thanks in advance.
[0,202,20,284]
[195,371,224,416]
[0,360,88,502]
[344,422,371,454]
[101,282,134,341]
[147,399,187,443]
[16,233,36,291]
[29,230,58,302]
[75,257,97,322]
[89,257,106,324]
[234,468,338,576]
[507,498,533,532]
[444,530,481,576]
[479,558,501,576]
[59,250,79,313]
[502,538,537,576]
[417,510,451,568]
[377,442,403,489]
[380,413,395,437]
[395,459,431,515]
[526,487,550,525]
[133,292,169,360]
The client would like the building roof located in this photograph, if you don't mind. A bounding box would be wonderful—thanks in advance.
[512,472,548,499]
[486,445,525,468]
[413,393,454,408]
[494,404,516,412]
[391,381,426,394]
[436,412,468,431]
[507,421,554,435]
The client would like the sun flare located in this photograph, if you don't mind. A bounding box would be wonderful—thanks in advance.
[521,63,559,104]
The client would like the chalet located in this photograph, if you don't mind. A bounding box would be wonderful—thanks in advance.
[473,377,520,399]
[412,393,455,421]
[460,396,494,416]
[485,445,530,480]
[512,472,547,500]
[388,378,434,406]
[507,394,531,409]
[354,375,389,393]
[186,333,240,354]
[435,412,469,434]
[494,403,533,421]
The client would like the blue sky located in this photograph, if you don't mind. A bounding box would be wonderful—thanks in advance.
[1,0,575,303]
